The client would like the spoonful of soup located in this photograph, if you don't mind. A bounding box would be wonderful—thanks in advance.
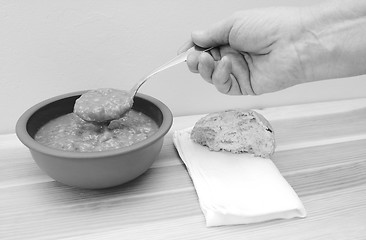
[74,46,213,123]
[74,88,131,123]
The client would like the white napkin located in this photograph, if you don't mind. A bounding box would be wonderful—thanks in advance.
[173,127,306,227]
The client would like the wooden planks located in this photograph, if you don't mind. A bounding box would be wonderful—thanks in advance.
[1,98,366,239]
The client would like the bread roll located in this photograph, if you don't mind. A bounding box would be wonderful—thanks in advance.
[190,109,276,158]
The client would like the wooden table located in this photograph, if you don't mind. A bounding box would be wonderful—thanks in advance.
[1,98,366,240]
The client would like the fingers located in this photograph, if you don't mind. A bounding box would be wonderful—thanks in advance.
[197,52,215,84]
[230,54,255,95]
[189,52,254,95]
[185,44,254,95]
[213,47,254,95]
[186,50,201,73]
[179,13,235,55]
[210,48,221,61]
[178,15,235,55]
[212,56,249,95]
[187,51,230,89]
[191,15,236,48]
[211,56,235,94]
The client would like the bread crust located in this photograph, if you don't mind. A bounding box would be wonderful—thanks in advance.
[190,109,276,158]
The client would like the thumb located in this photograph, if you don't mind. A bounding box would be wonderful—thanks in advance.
[192,16,236,48]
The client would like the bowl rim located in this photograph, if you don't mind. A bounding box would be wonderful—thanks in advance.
[15,90,173,159]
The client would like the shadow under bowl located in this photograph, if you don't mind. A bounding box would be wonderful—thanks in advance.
[16,91,173,189]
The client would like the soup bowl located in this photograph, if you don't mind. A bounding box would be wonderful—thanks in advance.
[16,91,173,189]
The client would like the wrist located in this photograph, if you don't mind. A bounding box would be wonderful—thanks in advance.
[294,1,366,82]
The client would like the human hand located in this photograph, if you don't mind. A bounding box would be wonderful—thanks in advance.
[179,7,308,95]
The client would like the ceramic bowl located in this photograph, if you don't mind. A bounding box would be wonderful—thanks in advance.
[16,91,173,189]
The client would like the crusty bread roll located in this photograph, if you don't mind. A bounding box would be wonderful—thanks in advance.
[190,109,276,158]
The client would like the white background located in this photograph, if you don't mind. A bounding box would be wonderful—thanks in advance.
[1,0,366,133]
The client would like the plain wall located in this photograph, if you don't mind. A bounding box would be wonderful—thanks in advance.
[1,0,366,134]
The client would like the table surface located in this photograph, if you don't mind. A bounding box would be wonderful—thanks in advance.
[1,98,366,240]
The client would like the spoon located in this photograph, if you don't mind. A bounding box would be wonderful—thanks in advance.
[129,46,213,102]
[74,46,213,123]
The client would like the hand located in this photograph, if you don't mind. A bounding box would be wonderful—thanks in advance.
[179,7,308,95]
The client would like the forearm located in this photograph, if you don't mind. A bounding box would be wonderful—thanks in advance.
[296,0,366,82]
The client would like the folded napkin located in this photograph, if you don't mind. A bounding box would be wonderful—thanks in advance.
[173,128,306,227]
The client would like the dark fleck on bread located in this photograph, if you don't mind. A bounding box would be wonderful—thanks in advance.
[190,109,276,158]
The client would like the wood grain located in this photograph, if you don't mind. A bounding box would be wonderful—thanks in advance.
[1,98,366,240]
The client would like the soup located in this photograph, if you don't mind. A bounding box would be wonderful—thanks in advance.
[35,110,158,152]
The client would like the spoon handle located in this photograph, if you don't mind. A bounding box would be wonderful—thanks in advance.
[130,46,213,97]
